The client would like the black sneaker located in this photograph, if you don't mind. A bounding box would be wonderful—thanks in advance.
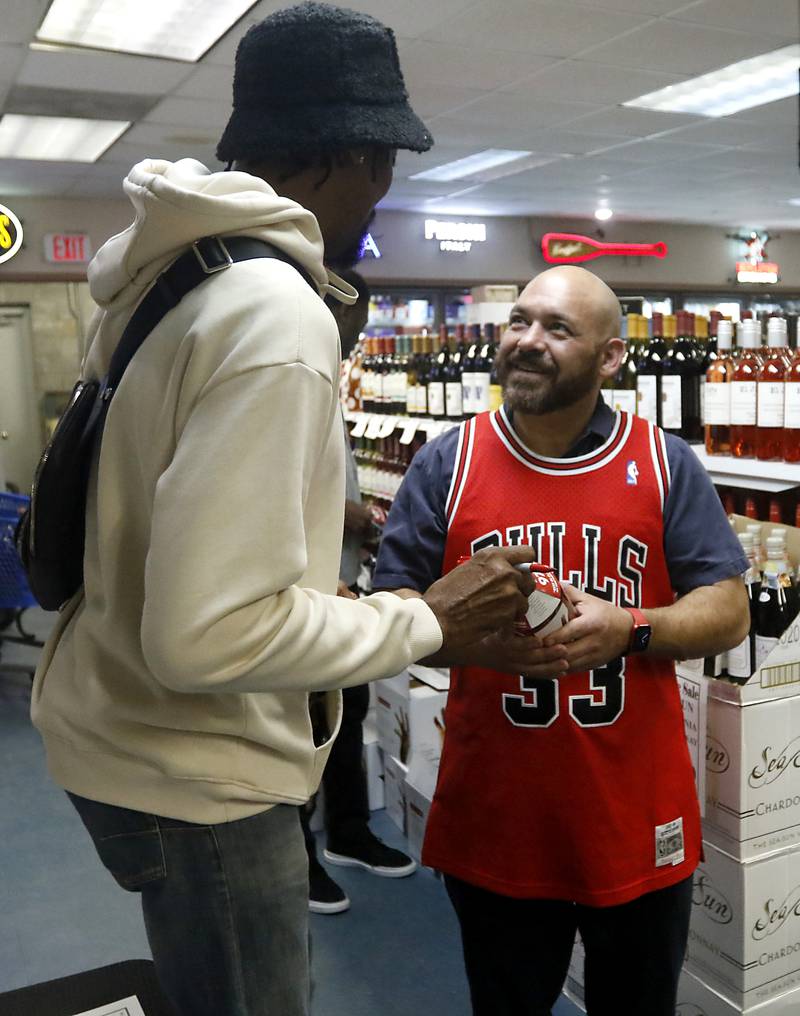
[324,829,417,878]
[308,860,350,915]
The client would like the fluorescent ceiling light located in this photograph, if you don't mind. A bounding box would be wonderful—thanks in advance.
[36,0,259,62]
[0,114,129,161]
[624,44,800,117]
[410,149,556,183]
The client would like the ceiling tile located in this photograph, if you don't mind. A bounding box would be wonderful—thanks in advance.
[565,106,704,138]
[0,45,27,85]
[141,96,233,132]
[579,20,786,74]
[405,83,488,119]
[667,0,800,37]
[397,40,557,92]
[173,64,235,102]
[3,0,49,44]
[0,157,86,198]
[422,0,651,57]
[18,48,193,95]
[338,0,480,38]
[502,59,685,105]
[438,93,602,131]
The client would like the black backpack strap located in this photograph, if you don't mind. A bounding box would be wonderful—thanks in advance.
[105,235,317,396]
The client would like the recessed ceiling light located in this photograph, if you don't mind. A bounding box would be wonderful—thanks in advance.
[595,207,613,221]
[36,0,260,62]
[411,149,552,183]
[788,198,800,207]
[624,44,800,117]
[0,114,129,161]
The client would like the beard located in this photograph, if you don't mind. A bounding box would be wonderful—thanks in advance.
[327,211,377,271]
[495,348,600,415]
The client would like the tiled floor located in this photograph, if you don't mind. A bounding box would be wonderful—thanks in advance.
[0,608,580,1014]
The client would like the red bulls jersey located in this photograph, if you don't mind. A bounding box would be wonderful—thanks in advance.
[422,408,701,906]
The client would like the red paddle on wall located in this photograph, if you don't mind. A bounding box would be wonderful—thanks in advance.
[541,232,668,264]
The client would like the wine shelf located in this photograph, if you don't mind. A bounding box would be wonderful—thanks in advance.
[346,413,800,492]
[691,446,800,492]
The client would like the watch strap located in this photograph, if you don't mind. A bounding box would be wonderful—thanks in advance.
[623,606,650,654]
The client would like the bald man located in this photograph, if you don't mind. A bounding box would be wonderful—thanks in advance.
[374,267,749,1016]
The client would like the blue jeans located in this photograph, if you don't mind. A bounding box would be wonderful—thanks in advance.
[68,793,310,1016]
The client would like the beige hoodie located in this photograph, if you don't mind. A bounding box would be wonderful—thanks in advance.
[31,159,442,823]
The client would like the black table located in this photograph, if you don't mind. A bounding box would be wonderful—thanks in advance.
[0,960,177,1016]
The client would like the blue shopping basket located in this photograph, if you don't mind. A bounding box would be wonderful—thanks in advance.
[0,491,37,610]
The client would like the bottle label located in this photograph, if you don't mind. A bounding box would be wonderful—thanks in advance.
[396,373,408,414]
[755,634,779,672]
[757,382,784,428]
[418,385,427,416]
[601,389,614,408]
[661,375,682,430]
[406,382,417,417]
[636,375,657,423]
[612,389,637,415]
[428,381,445,417]
[489,384,503,413]
[730,381,757,425]
[473,373,491,414]
[461,372,475,415]
[726,637,751,680]
[362,370,373,404]
[703,382,730,425]
[446,382,463,418]
[784,382,800,429]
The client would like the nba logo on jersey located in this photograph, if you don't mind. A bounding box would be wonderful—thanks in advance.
[626,460,639,485]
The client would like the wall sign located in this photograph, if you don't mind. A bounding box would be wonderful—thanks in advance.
[0,203,24,266]
[360,232,382,259]
[44,232,92,264]
[425,218,487,253]
[541,232,668,264]
[732,230,778,284]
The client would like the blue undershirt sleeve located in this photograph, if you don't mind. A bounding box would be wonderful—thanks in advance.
[373,429,458,593]
[663,435,748,596]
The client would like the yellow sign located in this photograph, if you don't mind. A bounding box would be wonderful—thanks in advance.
[0,203,23,265]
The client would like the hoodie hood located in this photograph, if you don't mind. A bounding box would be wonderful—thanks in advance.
[88,159,355,311]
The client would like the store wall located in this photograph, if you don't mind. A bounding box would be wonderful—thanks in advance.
[361,210,800,293]
[0,197,130,429]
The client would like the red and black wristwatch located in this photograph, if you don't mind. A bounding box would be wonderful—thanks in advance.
[622,606,652,655]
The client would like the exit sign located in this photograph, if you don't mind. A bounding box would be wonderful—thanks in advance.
[43,233,92,263]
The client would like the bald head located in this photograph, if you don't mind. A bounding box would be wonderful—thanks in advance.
[524,266,621,345]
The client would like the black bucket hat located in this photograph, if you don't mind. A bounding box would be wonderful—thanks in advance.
[216,1,433,164]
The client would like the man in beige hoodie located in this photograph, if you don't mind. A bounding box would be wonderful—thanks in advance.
[30,5,560,1015]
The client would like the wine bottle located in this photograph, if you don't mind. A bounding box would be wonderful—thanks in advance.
[755,535,793,671]
[662,311,702,441]
[755,317,787,461]
[726,530,760,684]
[784,325,800,462]
[445,326,465,421]
[730,320,759,458]
[704,320,733,455]
[636,313,664,426]
[461,324,481,419]
[489,325,503,412]
[427,325,448,419]
[473,323,493,415]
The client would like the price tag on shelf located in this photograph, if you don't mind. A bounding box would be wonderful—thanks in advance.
[349,414,369,438]
[399,419,419,445]
[365,415,384,439]
[379,416,398,439]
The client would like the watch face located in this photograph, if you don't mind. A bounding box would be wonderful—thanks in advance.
[635,627,652,652]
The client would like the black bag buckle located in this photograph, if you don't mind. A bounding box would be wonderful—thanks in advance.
[192,236,233,274]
